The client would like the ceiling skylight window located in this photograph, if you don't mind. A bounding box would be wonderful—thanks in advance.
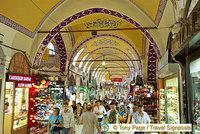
[83,57,92,72]
[72,47,86,66]
[79,53,90,69]
[87,61,95,74]
[127,49,139,71]
[47,42,55,55]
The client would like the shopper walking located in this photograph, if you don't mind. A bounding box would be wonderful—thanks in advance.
[61,103,74,134]
[93,100,106,133]
[118,105,133,134]
[74,103,83,134]
[64,98,73,113]
[80,104,101,134]
[72,101,77,113]
[132,105,151,134]
[105,106,118,134]
[48,108,63,134]
[82,102,87,112]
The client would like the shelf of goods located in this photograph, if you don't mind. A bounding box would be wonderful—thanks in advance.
[28,81,65,133]
[134,87,158,123]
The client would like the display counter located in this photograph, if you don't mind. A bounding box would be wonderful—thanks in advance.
[3,73,31,134]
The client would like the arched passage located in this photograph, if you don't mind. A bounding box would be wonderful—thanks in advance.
[33,8,162,69]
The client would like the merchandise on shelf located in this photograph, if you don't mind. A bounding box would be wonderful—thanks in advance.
[133,85,158,123]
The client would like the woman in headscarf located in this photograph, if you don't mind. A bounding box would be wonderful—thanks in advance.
[105,107,118,134]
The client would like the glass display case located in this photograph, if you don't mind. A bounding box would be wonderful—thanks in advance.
[190,57,200,133]
[4,82,14,134]
[3,82,29,134]
[165,77,180,124]
[159,88,166,124]
[13,88,29,130]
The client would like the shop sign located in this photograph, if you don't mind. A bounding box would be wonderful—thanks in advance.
[16,83,32,88]
[50,81,65,85]
[7,73,32,82]
[110,78,122,82]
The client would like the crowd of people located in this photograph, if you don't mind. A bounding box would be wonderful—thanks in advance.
[48,98,151,134]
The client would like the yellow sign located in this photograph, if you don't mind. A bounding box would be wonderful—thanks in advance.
[105,74,110,81]
[42,48,49,62]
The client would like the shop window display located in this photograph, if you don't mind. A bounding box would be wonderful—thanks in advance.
[13,88,29,130]
[4,82,29,134]
[165,78,180,124]
[190,58,200,133]
[4,82,14,134]
[159,88,166,124]
[36,81,64,120]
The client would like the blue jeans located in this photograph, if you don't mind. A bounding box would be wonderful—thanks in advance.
[97,118,104,134]
[62,127,71,134]
[50,130,60,134]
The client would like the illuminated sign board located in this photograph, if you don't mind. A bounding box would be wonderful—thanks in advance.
[16,83,32,88]
[7,74,32,82]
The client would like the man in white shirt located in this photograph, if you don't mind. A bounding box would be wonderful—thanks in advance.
[93,100,106,134]
[64,98,73,113]
[62,103,74,134]
[132,105,151,134]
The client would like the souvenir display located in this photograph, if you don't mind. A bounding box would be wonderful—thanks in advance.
[134,85,158,123]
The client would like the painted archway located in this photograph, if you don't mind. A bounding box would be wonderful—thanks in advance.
[33,8,162,70]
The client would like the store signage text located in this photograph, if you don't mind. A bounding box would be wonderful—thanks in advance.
[16,83,32,88]
[110,78,123,82]
[7,74,32,82]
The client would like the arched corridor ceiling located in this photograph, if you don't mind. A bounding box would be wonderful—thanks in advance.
[0,0,176,81]
[0,0,166,35]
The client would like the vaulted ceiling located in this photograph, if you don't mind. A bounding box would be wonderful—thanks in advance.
[0,0,176,81]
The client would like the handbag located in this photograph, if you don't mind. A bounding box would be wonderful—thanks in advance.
[52,116,62,131]
[98,118,103,122]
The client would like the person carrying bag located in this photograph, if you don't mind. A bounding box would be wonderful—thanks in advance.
[48,107,63,134]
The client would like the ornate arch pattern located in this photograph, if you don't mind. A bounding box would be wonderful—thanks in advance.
[147,43,157,81]
[33,8,162,69]
[54,33,67,71]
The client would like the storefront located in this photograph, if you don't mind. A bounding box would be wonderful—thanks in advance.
[190,55,200,132]
[169,3,200,132]
[29,77,65,133]
[158,50,181,125]
[3,53,31,134]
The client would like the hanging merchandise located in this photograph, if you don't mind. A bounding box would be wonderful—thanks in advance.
[29,79,65,133]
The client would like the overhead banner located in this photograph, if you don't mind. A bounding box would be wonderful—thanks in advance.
[110,78,123,82]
